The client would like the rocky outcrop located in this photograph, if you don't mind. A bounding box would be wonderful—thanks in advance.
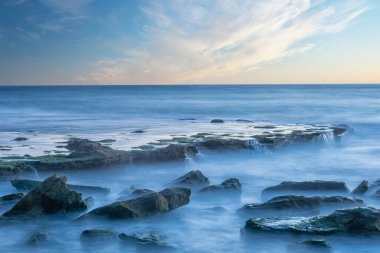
[169,170,210,190]
[11,178,110,194]
[79,187,190,220]
[239,195,364,215]
[262,180,349,199]
[119,232,176,249]
[351,180,368,196]
[210,119,224,123]
[31,138,197,171]
[2,174,87,219]
[0,193,24,202]
[80,229,118,243]
[244,207,380,234]
[199,178,242,195]
[0,161,36,181]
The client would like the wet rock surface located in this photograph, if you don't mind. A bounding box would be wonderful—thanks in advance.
[27,230,51,245]
[2,174,87,219]
[239,195,364,215]
[262,180,349,199]
[79,187,190,220]
[244,207,380,234]
[199,178,242,195]
[11,178,110,194]
[287,239,332,253]
[0,162,36,181]
[80,229,118,242]
[0,192,24,202]
[169,170,210,189]
[119,232,177,249]
[351,180,369,196]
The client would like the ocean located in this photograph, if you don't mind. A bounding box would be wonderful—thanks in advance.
[0,85,380,252]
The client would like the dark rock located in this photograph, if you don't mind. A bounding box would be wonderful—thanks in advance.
[351,180,368,196]
[262,180,349,199]
[80,229,118,243]
[0,161,36,180]
[98,139,116,144]
[244,207,380,234]
[0,193,24,202]
[79,187,190,220]
[287,239,332,253]
[239,195,364,215]
[119,232,176,249]
[11,178,110,194]
[199,178,242,195]
[84,196,94,207]
[3,174,87,218]
[179,118,196,121]
[210,119,224,123]
[130,189,156,198]
[200,138,248,150]
[13,137,28,141]
[236,119,254,123]
[27,230,50,245]
[169,170,210,189]
[131,130,145,133]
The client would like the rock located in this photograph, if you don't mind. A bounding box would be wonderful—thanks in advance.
[199,178,242,195]
[118,188,156,201]
[262,180,349,199]
[11,178,110,194]
[98,139,116,144]
[169,170,210,189]
[119,232,176,249]
[79,187,190,220]
[351,180,368,196]
[0,193,24,202]
[27,230,50,245]
[244,207,380,234]
[287,239,332,253]
[131,130,145,133]
[210,119,224,123]
[31,138,197,171]
[84,196,94,207]
[0,161,36,180]
[200,138,248,150]
[2,174,87,219]
[13,137,28,141]
[239,195,364,215]
[130,189,156,198]
[236,119,254,123]
[80,229,118,243]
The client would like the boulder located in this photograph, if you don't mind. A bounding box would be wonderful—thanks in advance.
[169,170,210,189]
[199,178,242,195]
[80,229,118,243]
[351,180,368,196]
[244,207,380,234]
[11,178,110,194]
[262,180,349,199]
[287,239,332,253]
[119,232,176,249]
[239,195,364,215]
[13,137,28,141]
[79,187,190,220]
[27,230,50,245]
[2,174,87,219]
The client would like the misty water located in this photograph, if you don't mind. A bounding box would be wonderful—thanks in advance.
[1,85,380,252]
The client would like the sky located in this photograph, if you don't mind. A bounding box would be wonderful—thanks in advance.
[0,0,379,85]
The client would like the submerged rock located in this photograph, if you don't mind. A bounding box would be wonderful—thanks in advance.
[244,207,380,234]
[0,193,24,202]
[27,230,51,245]
[0,161,36,181]
[80,229,118,243]
[287,239,332,253]
[119,232,176,249]
[13,137,28,141]
[262,180,349,199]
[11,178,110,194]
[199,178,242,195]
[351,180,368,196]
[3,174,87,219]
[79,187,190,220]
[210,119,224,123]
[169,170,210,189]
[239,195,364,215]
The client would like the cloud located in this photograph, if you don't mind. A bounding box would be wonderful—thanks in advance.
[76,0,367,84]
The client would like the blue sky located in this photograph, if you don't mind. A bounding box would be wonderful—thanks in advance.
[0,0,379,85]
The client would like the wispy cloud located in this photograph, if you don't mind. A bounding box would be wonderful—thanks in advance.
[78,0,367,84]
